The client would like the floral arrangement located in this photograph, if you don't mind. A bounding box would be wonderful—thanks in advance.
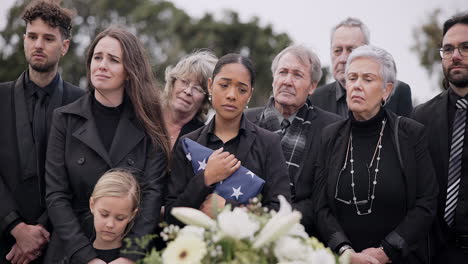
[135,195,347,264]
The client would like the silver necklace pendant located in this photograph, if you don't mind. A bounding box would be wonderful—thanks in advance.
[348,119,387,216]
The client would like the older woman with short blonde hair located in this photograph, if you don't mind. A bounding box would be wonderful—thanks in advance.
[163,50,217,148]
[315,45,438,264]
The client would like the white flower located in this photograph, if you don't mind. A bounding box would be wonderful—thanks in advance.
[162,235,207,264]
[274,236,313,262]
[310,248,336,264]
[287,223,309,240]
[253,195,301,248]
[217,207,259,240]
[211,231,223,243]
[171,207,216,229]
[277,262,308,264]
[179,225,205,239]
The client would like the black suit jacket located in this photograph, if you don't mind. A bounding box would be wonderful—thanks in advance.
[412,90,468,250]
[245,104,342,236]
[387,81,413,117]
[315,110,438,263]
[165,115,291,225]
[309,81,344,116]
[311,80,413,117]
[0,72,84,260]
[44,93,167,263]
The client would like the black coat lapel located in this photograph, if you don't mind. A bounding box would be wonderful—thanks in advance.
[237,118,256,163]
[108,109,144,166]
[387,111,412,208]
[435,92,450,188]
[294,107,317,185]
[70,95,112,167]
[13,72,37,180]
[46,75,63,135]
[245,106,263,124]
[327,120,351,211]
[329,82,340,114]
[72,119,112,167]
[399,128,413,208]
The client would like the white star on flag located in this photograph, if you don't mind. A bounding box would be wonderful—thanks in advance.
[246,171,255,179]
[231,186,244,200]
[186,152,192,161]
[197,158,207,171]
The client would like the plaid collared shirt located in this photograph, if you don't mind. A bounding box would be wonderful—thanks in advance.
[257,97,314,199]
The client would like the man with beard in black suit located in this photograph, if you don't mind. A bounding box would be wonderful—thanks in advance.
[412,12,468,264]
[0,1,84,263]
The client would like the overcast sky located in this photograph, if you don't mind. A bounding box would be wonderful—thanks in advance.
[1,0,466,104]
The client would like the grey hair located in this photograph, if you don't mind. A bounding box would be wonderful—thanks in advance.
[345,45,397,90]
[163,50,218,121]
[271,44,322,84]
[330,17,370,45]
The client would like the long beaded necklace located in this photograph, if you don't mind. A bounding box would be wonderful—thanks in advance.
[345,118,387,216]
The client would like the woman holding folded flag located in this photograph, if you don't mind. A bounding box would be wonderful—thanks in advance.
[166,53,291,224]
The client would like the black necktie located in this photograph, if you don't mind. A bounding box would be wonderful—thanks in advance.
[33,89,48,206]
[281,119,290,137]
[444,98,468,227]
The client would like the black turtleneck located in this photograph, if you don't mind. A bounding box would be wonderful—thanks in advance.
[335,108,405,251]
[92,96,124,152]
[94,247,120,263]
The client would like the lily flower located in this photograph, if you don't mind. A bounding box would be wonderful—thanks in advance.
[171,207,217,229]
[253,195,302,248]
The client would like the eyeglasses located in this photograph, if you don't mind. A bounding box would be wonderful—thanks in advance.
[334,136,369,207]
[176,77,206,95]
[439,43,468,59]
[334,166,369,206]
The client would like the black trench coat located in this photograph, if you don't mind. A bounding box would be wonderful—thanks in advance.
[44,93,167,264]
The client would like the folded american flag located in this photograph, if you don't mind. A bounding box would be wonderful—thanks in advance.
[182,138,265,204]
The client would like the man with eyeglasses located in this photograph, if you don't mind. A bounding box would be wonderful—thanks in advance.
[413,12,468,264]
[311,17,413,117]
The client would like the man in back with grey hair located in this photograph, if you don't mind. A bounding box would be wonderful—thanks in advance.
[245,44,341,236]
[311,17,413,117]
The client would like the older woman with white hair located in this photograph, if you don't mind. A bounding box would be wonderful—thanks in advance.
[163,50,218,148]
[315,45,438,264]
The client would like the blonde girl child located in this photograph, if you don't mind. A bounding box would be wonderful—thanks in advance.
[89,169,140,263]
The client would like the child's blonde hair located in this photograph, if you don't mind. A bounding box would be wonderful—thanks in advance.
[91,168,141,235]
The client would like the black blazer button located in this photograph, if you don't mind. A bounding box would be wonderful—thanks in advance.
[77,157,85,165]
[127,158,135,165]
